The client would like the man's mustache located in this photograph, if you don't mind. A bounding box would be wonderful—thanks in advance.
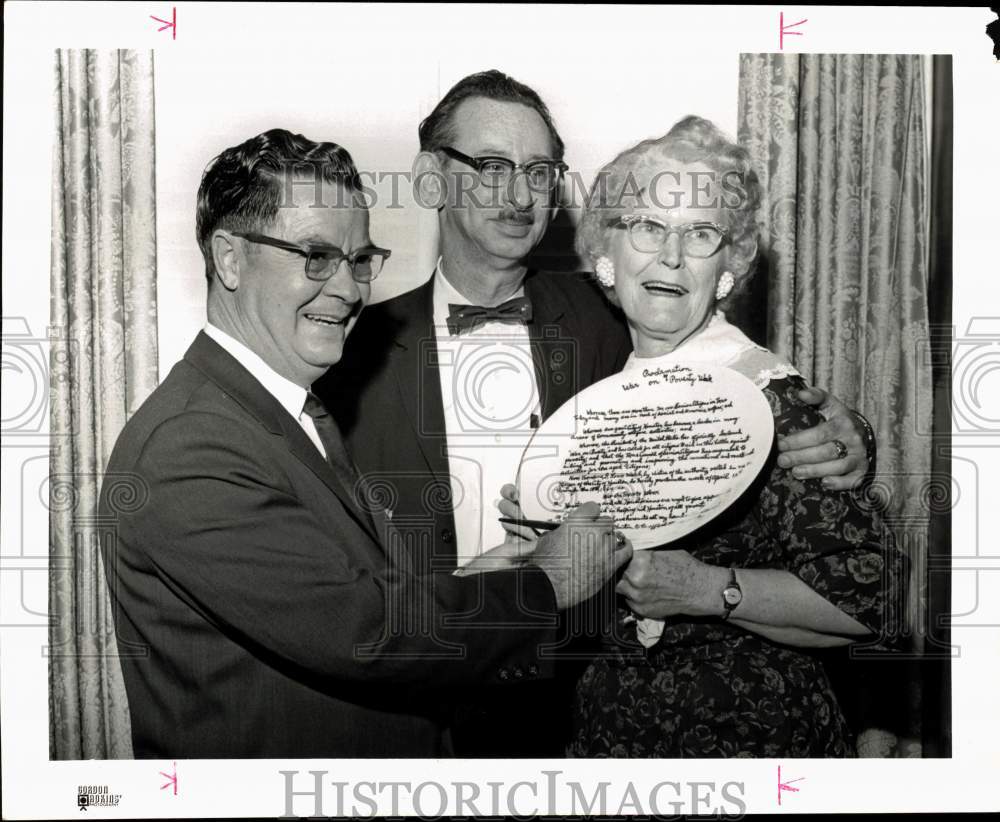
[496,208,534,225]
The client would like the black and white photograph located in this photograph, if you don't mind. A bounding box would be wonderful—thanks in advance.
[2,3,998,818]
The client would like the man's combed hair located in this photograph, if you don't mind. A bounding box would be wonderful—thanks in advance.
[196,128,362,281]
[418,69,565,160]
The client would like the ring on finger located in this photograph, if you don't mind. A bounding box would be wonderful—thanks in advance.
[831,439,849,460]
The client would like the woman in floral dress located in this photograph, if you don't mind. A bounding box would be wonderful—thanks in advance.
[563,116,907,757]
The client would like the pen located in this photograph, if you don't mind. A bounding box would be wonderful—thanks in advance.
[499,517,630,547]
[498,516,560,531]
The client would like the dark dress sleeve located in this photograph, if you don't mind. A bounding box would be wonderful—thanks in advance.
[760,376,909,649]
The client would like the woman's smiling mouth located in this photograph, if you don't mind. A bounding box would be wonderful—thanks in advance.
[641,279,689,296]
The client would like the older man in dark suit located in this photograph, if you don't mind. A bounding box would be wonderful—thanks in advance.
[100,129,630,758]
[317,70,875,756]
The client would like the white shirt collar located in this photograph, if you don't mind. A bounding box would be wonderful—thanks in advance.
[204,323,309,420]
[622,311,761,371]
[432,256,526,327]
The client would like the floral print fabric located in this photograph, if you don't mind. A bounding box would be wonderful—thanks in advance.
[570,376,907,758]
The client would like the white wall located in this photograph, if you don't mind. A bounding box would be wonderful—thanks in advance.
[154,7,738,379]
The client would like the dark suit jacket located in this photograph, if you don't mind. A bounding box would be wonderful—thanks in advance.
[315,270,632,755]
[318,270,632,573]
[100,332,561,758]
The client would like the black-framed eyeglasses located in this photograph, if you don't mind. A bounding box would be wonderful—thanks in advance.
[440,146,568,192]
[232,232,391,283]
[609,215,729,258]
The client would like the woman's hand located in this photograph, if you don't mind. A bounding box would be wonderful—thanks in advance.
[497,483,539,543]
[615,549,728,619]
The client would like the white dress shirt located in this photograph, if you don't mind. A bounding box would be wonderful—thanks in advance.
[431,263,542,565]
[203,323,328,459]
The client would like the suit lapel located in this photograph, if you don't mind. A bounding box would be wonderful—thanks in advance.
[384,279,452,485]
[524,272,575,420]
[184,333,383,545]
[384,272,578,440]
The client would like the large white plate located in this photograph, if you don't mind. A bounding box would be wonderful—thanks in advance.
[517,363,774,549]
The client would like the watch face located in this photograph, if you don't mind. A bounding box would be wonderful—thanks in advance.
[723,587,742,606]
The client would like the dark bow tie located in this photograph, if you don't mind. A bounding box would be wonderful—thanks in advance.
[446,297,533,335]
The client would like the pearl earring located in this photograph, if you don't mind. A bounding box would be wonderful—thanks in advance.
[594,256,615,287]
[716,271,735,300]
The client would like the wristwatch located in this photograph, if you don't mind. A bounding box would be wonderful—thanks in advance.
[721,568,742,620]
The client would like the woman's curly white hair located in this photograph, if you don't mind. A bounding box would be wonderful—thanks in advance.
[577,115,763,308]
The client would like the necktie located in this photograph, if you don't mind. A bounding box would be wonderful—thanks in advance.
[446,296,533,335]
[302,393,383,540]
[302,392,363,500]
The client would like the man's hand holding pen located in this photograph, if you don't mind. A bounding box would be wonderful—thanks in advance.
[456,484,632,611]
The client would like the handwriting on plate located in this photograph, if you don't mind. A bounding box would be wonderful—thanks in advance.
[553,367,757,530]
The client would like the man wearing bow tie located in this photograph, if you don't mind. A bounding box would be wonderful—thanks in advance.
[100,128,632,759]
[320,72,634,577]
[315,70,874,756]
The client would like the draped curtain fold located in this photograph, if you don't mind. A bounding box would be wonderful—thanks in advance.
[49,49,158,760]
[738,53,934,756]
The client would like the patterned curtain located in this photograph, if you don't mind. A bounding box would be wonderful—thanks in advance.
[738,54,933,756]
[49,49,158,760]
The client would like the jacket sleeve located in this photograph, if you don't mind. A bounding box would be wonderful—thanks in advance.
[761,377,909,650]
[111,410,560,687]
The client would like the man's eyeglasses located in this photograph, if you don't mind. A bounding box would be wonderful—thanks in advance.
[609,215,729,258]
[440,146,568,193]
[232,232,391,283]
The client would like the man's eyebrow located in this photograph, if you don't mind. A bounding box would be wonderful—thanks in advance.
[471,146,556,162]
[464,145,509,158]
[298,234,381,252]
[295,234,344,247]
